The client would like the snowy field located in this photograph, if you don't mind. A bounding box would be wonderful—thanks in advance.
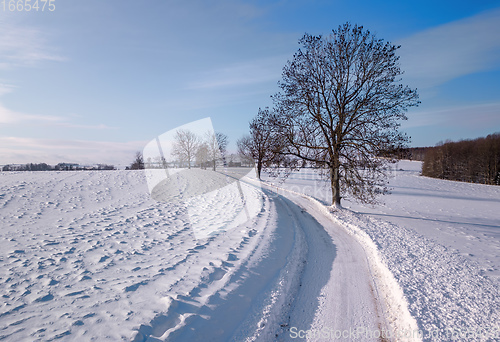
[0,169,284,341]
[1,162,499,341]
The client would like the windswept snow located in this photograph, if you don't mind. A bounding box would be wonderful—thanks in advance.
[0,169,279,341]
[1,161,499,341]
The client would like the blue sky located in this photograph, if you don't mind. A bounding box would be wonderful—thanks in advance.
[1,0,499,166]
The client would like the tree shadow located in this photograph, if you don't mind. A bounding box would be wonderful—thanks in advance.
[389,189,500,203]
[276,193,336,337]
[355,211,500,229]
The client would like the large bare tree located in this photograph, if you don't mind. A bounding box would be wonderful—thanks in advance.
[272,23,419,206]
[172,129,199,169]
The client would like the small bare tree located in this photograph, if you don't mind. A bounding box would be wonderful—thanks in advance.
[172,129,199,169]
[216,132,228,167]
[205,131,228,171]
[272,23,419,206]
[196,143,209,169]
[237,108,281,179]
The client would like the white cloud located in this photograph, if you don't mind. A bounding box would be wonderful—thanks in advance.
[0,104,118,129]
[0,137,147,166]
[0,90,114,129]
[399,8,500,88]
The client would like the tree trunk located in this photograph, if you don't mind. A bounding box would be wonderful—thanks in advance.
[256,160,262,180]
[212,159,216,171]
[330,163,341,208]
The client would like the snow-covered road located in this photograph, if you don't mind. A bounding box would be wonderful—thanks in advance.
[274,191,385,342]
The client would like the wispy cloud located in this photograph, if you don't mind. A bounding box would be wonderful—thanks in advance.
[0,103,118,129]
[404,102,500,129]
[399,8,500,88]
[0,20,64,69]
[51,122,119,130]
[185,56,286,90]
[0,82,17,96]
[0,91,115,129]
[0,137,147,165]
[0,102,63,124]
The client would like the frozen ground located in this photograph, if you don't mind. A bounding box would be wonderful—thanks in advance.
[1,162,499,341]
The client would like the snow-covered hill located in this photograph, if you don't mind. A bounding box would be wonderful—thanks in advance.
[0,170,274,340]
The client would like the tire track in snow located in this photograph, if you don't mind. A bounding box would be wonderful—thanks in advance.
[265,188,387,342]
[155,190,305,342]
[131,172,313,342]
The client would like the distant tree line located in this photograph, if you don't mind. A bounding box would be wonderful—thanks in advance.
[422,133,500,185]
[2,163,52,171]
[2,163,115,172]
[407,147,428,161]
[378,146,430,161]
